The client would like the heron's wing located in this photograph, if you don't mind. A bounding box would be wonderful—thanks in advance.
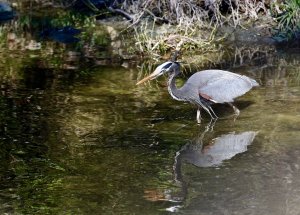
[198,72,258,103]
[199,131,257,166]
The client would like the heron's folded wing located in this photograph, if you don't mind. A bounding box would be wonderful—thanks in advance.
[199,75,258,103]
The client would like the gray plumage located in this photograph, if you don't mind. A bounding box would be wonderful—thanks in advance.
[175,69,259,103]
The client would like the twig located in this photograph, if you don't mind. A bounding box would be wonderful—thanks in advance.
[144,8,169,24]
[108,7,134,22]
[171,40,184,62]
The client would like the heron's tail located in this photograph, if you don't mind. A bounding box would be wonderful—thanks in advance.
[251,79,259,87]
[248,78,259,87]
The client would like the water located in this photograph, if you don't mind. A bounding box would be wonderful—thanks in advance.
[0,6,300,215]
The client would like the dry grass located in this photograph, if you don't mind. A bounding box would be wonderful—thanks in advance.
[121,0,268,56]
[122,0,267,27]
[132,19,221,56]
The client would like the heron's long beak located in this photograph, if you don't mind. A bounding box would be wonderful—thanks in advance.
[136,70,164,85]
[136,61,173,85]
[136,73,156,85]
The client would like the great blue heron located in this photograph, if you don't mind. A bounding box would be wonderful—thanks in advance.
[136,61,259,123]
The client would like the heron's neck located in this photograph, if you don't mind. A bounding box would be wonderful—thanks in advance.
[168,73,185,101]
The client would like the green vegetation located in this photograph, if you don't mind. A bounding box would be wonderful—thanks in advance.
[272,0,300,41]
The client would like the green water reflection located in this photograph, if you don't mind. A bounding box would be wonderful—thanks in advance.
[0,47,299,214]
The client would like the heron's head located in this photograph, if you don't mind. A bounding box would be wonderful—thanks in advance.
[136,61,179,85]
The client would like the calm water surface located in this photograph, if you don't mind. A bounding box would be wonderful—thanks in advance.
[0,22,300,215]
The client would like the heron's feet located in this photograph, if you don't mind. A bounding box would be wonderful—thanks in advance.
[196,109,202,124]
[232,105,240,116]
[196,109,218,124]
[227,103,240,116]
[233,106,240,123]
[226,103,240,122]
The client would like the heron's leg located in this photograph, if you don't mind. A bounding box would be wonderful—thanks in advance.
[206,118,217,131]
[207,105,218,119]
[228,103,240,116]
[201,105,215,120]
[196,108,201,124]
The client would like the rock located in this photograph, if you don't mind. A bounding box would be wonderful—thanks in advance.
[40,26,81,44]
[0,2,15,21]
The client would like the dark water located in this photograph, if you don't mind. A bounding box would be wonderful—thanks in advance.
[1,6,300,215]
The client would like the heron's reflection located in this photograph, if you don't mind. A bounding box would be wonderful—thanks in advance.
[170,124,257,206]
[175,131,257,169]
